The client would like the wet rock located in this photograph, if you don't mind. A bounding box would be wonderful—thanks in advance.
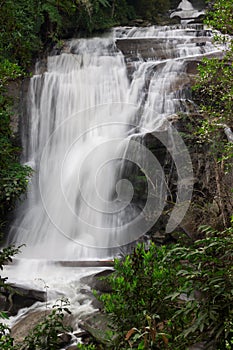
[67,346,79,350]
[11,309,50,344]
[54,260,114,268]
[80,269,114,293]
[116,37,214,62]
[80,312,117,345]
[11,308,74,345]
[0,294,8,312]
[5,75,31,140]
[1,283,46,316]
[75,330,92,346]
[58,332,72,347]
[74,330,90,339]
[79,288,103,310]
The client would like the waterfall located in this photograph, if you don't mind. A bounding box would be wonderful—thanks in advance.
[8,24,223,261]
[170,0,206,23]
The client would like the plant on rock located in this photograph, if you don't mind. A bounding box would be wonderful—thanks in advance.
[19,298,72,350]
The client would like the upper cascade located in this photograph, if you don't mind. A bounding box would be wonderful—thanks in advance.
[170,0,205,23]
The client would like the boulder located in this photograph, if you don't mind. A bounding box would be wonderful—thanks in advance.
[11,308,74,345]
[1,283,46,316]
[58,332,72,347]
[80,269,114,293]
[78,288,103,310]
[11,309,50,344]
[80,312,117,346]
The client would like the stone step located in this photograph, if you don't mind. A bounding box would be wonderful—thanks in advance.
[8,258,114,267]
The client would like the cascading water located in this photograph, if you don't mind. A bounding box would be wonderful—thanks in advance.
[7,24,223,261]
[3,22,225,341]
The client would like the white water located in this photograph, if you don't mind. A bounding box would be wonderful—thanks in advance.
[7,24,223,261]
[170,0,205,23]
[3,23,224,342]
[2,263,109,349]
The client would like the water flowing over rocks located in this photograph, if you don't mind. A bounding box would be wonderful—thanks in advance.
[3,2,227,346]
[0,283,46,316]
[7,22,225,259]
[170,0,205,24]
[11,310,51,344]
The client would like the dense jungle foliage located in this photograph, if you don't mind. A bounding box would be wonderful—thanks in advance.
[98,228,232,349]
[0,0,232,349]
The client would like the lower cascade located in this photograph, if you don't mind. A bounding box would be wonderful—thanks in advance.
[3,22,225,344]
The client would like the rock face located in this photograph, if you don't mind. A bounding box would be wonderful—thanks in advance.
[80,269,114,294]
[114,22,228,241]
[11,308,74,347]
[11,310,50,344]
[0,283,46,316]
[80,312,116,346]
[7,77,30,139]
[116,37,211,62]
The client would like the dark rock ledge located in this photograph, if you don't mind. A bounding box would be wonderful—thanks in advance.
[0,283,46,316]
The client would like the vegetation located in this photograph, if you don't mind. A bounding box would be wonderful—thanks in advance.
[19,298,71,350]
[1,0,233,349]
[0,59,32,231]
[0,299,71,350]
[192,0,233,229]
[83,1,233,349]
[0,0,175,56]
[97,229,232,349]
[0,245,21,310]
[0,246,20,349]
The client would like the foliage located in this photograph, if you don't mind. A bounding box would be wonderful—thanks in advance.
[191,0,233,228]
[99,243,178,349]
[193,51,233,157]
[0,245,20,349]
[193,0,233,158]
[0,245,20,270]
[193,0,233,152]
[166,225,233,349]
[0,245,21,316]
[99,226,233,349]
[205,0,233,35]
[0,0,41,67]
[0,163,32,213]
[100,243,177,333]
[77,343,98,349]
[128,0,170,22]
[0,297,72,350]
[19,298,72,350]
[0,323,14,350]
[0,245,22,307]
[123,315,170,349]
[0,59,33,223]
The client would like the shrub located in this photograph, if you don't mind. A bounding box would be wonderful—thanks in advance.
[99,225,233,349]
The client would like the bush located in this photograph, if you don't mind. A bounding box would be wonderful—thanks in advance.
[0,298,71,350]
[20,298,71,350]
[99,225,233,349]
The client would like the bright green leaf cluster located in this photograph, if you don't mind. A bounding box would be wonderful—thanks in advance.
[99,227,233,349]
